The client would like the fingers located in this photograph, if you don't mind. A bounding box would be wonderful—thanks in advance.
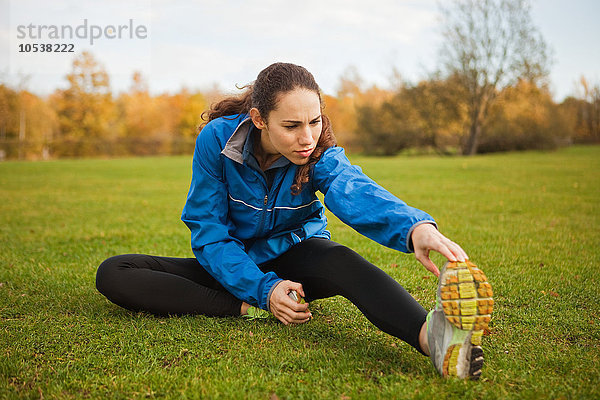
[277,309,312,325]
[281,292,311,324]
[269,280,311,325]
[436,237,468,263]
[415,249,440,277]
[447,239,468,262]
[288,281,306,299]
[411,223,469,276]
[435,238,460,262]
[274,301,311,325]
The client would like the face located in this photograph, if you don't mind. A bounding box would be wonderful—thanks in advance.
[250,88,322,165]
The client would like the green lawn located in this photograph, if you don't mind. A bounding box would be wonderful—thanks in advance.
[1,146,599,399]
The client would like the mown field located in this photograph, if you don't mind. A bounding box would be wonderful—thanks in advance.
[1,146,599,399]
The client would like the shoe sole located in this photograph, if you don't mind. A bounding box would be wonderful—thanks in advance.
[438,260,493,379]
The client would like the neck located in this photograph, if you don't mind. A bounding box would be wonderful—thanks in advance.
[253,129,281,171]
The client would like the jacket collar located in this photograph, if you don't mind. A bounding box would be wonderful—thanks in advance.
[221,115,253,164]
[220,115,290,170]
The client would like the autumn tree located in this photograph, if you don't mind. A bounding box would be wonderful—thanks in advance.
[322,94,356,149]
[354,72,469,156]
[118,71,158,138]
[561,77,600,143]
[51,51,117,155]
[439,0,551,154]
[177,90,207,138]
[327,67,396,153]
[355,100,414,156]
[0,84,19,141]
[479,80,570,152]
[399,75,466,152]
[17,90,59,159]
[354,82,417,156]
[0,84,58,159]
[325,67,365,151]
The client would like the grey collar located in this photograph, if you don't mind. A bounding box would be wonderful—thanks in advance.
[221,116,291,171]
[220,116,253,164]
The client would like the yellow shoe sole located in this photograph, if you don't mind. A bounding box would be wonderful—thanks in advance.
[439,260,493,347]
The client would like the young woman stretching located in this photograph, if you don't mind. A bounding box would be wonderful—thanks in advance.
[96,62,493,379]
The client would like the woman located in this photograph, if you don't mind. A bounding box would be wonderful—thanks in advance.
[96,62,493,379]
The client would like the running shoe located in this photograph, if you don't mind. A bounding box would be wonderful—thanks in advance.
[427,260,493,379]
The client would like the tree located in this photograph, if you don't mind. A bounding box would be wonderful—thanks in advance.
[400,74,467,152]
[0,84,58,159]
[354,82,419,156]
[439,0,551,154]
[177,90,207,138]
[52,51,117,154]
[479,79,570,152]
[17,90,59,159]
[0,84,19,141]
[558,77,600,144]
[117,71,164,138]
[328,67,364,150]
[574,77,600,142]
[355,100,417,156]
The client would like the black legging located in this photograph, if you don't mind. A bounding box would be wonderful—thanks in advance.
[96,238,427,353]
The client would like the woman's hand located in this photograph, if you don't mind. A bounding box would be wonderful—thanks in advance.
[269,280,312,325]
[411,223,468,277]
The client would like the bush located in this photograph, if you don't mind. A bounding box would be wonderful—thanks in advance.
[355,102,419,156]
[477,81,571,153]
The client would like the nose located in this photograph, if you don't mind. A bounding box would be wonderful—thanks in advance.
[298,126,314,146]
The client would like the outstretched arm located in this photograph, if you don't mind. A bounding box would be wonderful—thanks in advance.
[313,147,437,254]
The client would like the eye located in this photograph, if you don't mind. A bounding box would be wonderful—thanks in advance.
[310,119,321,125]
[284,125,297,130]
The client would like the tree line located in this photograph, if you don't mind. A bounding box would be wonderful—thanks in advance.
[0,51,211,160]
[1,0,599,160]
[0,51,598,161]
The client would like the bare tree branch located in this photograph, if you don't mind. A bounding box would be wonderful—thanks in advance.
[438,0,552,154]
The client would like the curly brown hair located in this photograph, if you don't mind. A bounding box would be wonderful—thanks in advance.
[200,62,336,195]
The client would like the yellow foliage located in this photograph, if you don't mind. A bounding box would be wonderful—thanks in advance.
[0,85,58,159]
[559,76,600,143]
[52,51,117,141]
[480,80,571,151]
[0,54,587,159]
[117,72,164,139]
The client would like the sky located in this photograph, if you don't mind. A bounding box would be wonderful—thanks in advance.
[1,0,599,102]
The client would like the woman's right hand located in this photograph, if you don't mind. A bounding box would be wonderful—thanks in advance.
[269,280,312,325]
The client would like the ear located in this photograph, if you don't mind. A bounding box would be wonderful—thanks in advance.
[249,108,267,130]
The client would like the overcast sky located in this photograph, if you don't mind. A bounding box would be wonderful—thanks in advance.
[1,0,599,101]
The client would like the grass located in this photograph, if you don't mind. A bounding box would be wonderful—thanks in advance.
[1,145,599,399]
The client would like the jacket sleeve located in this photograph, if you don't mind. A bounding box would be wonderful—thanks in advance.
[181,124,281,310]
[312,146,437,253]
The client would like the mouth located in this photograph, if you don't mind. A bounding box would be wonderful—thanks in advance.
[295,148,314,158]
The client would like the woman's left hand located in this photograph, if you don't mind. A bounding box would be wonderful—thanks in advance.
[410,223,468,277]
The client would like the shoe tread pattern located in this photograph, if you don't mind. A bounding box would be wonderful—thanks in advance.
[440,260,493,345]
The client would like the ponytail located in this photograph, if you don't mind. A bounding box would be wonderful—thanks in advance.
[199,85,253,130]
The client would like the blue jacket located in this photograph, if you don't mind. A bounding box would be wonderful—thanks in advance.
[181,114,436,310]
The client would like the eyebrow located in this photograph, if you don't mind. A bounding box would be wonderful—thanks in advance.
[281,115,322,124]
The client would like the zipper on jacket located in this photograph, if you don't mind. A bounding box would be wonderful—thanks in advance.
[256,166,288,237]
[256,193,268,236]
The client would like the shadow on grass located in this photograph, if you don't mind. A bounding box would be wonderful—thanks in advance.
[91,297,431,380]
